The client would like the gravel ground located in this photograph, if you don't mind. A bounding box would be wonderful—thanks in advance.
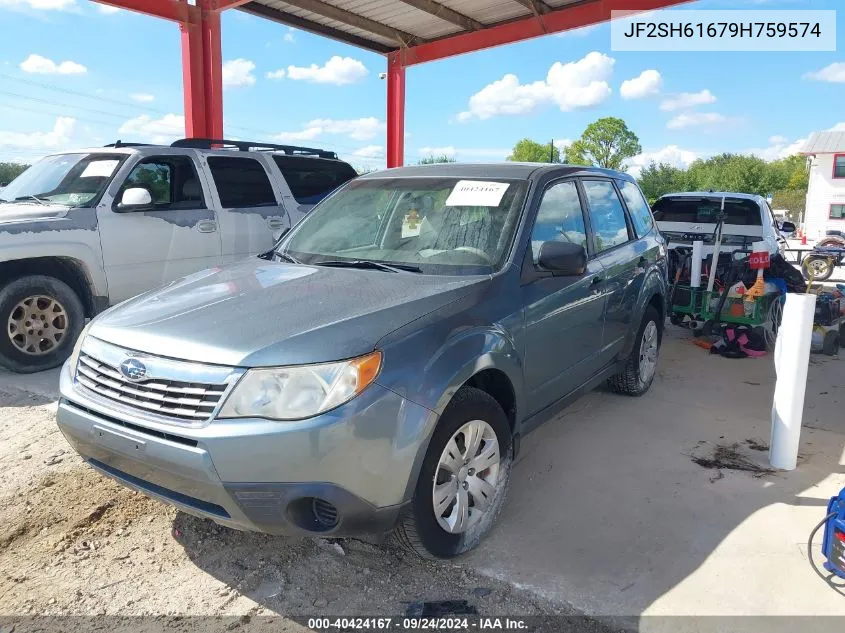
[0,388,615,633]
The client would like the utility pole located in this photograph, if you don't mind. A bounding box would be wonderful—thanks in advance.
[549,139,554,163]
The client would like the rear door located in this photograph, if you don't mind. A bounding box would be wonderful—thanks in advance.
[205,155,288,264]
[98,152,222,304]
[270,156,357,227]
[580,178,640,362]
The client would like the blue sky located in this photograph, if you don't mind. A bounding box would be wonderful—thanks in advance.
[0,0,843,174]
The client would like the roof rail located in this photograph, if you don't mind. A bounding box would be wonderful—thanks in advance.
[170,138,338,159]
[104,140,155,148]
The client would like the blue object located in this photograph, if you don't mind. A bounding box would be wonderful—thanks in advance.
[822,488,845,579]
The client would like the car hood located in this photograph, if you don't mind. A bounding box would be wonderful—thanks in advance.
[90,258,489,367]
[0,201,70,225]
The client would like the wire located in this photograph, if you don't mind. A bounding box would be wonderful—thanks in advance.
[807,510,845,594]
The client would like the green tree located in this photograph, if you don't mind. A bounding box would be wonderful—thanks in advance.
[417,154,457,165]
[0,162,30,186]
[507,138,560,163]
[638,162,690,204]
[565,117,641,170]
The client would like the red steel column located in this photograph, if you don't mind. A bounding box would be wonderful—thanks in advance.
[386,52,405,168]
[201,6,224,139]
[180,19,208,137]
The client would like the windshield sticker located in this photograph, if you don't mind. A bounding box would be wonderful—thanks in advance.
[80,160,119,178]
[445,180,509,207]
[401,209,422,238]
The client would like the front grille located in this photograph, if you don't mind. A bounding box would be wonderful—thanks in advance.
[76,352,228,421]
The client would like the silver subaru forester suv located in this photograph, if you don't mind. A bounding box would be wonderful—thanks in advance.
[56,163,667,558]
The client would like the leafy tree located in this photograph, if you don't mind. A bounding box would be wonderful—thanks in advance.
[417,154,456,165]
[507,138,560,163]
[565,117,641,170]
[638,162,690,204]
[0,162,30,186]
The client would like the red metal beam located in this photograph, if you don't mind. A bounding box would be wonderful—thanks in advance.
[207,0,253,10]
[399,0,694,66]
[201,7,224,139]
[92,0,198,23]
[386,52,406,168]
[180,19,208,137]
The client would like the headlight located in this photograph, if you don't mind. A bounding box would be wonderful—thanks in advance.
[218,351,382,421]
[68,320,93,380]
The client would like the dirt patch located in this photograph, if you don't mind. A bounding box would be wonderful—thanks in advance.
[0,389,613,632]
[690,443,775,477]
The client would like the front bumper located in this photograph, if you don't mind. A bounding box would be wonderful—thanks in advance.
[56,362,436,537]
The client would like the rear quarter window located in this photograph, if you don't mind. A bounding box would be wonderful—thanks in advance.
[618,180,654,238]
[272,156,357,205]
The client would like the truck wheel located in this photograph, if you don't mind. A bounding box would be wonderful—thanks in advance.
[392,387,511,559]
[802,256,834,282]
[0,275,85,374]
[607,306,662,397]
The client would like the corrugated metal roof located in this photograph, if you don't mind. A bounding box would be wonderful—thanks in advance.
[240,0,599,53]
[802,131,845,154]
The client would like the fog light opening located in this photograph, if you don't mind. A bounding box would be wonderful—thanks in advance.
[286,496,339,532]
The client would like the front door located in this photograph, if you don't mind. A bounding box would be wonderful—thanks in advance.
[522,179,607,416]
[98,153,222,304]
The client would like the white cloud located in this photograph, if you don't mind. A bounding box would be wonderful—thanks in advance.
[620,69,662,100]
[457,52,614,122]
[768,135,788,145]
[804,62,845,83]
[830,122,845,132]
[266,69,286,80]
[353,145,383,158]
[286,56,368,85]
[667,112,727,130]
[0,117,75,149]
[130,92,155,103]
[659,89,717,112]
[222,58,256,88]
[97,4,120,13]
[118,113,184,144]
[744,137,807,161]
[275,117,385,143]
[626,145,698,178]
[20,53,86,75]
[419,146,456,157]
[0,0,76,10]
[283,28,295,43]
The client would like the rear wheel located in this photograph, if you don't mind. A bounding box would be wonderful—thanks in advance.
[0,275,84,373]
[392,387,511,559]
[802,256,834,282]
[607,306,662,396]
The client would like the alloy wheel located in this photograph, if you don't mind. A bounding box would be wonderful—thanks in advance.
[7,295,68,356]
[638,320,659,387]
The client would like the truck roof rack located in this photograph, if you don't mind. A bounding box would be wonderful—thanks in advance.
[104,140,154,148]
[170,138,338,160]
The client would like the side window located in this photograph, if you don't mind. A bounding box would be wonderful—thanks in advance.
[272,157,357,204]
[618,180,653,238]
[121,155,205,210]
[530,180,587,265]
[582,179,631,254]
[207,157,276,208]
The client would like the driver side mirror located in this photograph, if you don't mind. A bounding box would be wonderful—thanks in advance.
[538,241,587,276]
[116,187,153,212]
[778,220,796,236]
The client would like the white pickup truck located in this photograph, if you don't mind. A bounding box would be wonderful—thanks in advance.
[0,138,357,373]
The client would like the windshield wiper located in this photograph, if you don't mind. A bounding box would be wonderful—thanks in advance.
[274,251,302,264]
[13,195,49,206]
[315,259,422,273]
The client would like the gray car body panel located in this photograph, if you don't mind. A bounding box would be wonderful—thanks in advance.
[57,163,668,536]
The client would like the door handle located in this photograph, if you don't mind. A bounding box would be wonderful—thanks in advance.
[197,220,217,233]
[591,276,604,285]
[268,218,284,229]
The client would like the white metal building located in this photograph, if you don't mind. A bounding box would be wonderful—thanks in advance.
[801,130,845,238]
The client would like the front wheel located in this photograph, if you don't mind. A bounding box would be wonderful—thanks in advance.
[607,306,662,396]
[802,256,834,282]
[0,275,85,373]
[392,387,512,559]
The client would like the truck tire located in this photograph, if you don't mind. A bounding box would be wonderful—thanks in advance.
[392,387,512,559]
[607,306,662,397]
[0,275,85,374]
[802,256,834,282]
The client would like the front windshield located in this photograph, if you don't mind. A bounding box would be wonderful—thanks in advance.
[0,153,124,207]
[283,177,528,275]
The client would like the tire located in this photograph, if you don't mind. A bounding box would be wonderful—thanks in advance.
[392,386,512,560]
[840,324,845,349]
[802,256,834,282]
[0,275,85,374]
[607,306,662,397]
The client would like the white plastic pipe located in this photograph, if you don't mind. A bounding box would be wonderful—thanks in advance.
[769,293,816,470]
[690,240,703,288]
